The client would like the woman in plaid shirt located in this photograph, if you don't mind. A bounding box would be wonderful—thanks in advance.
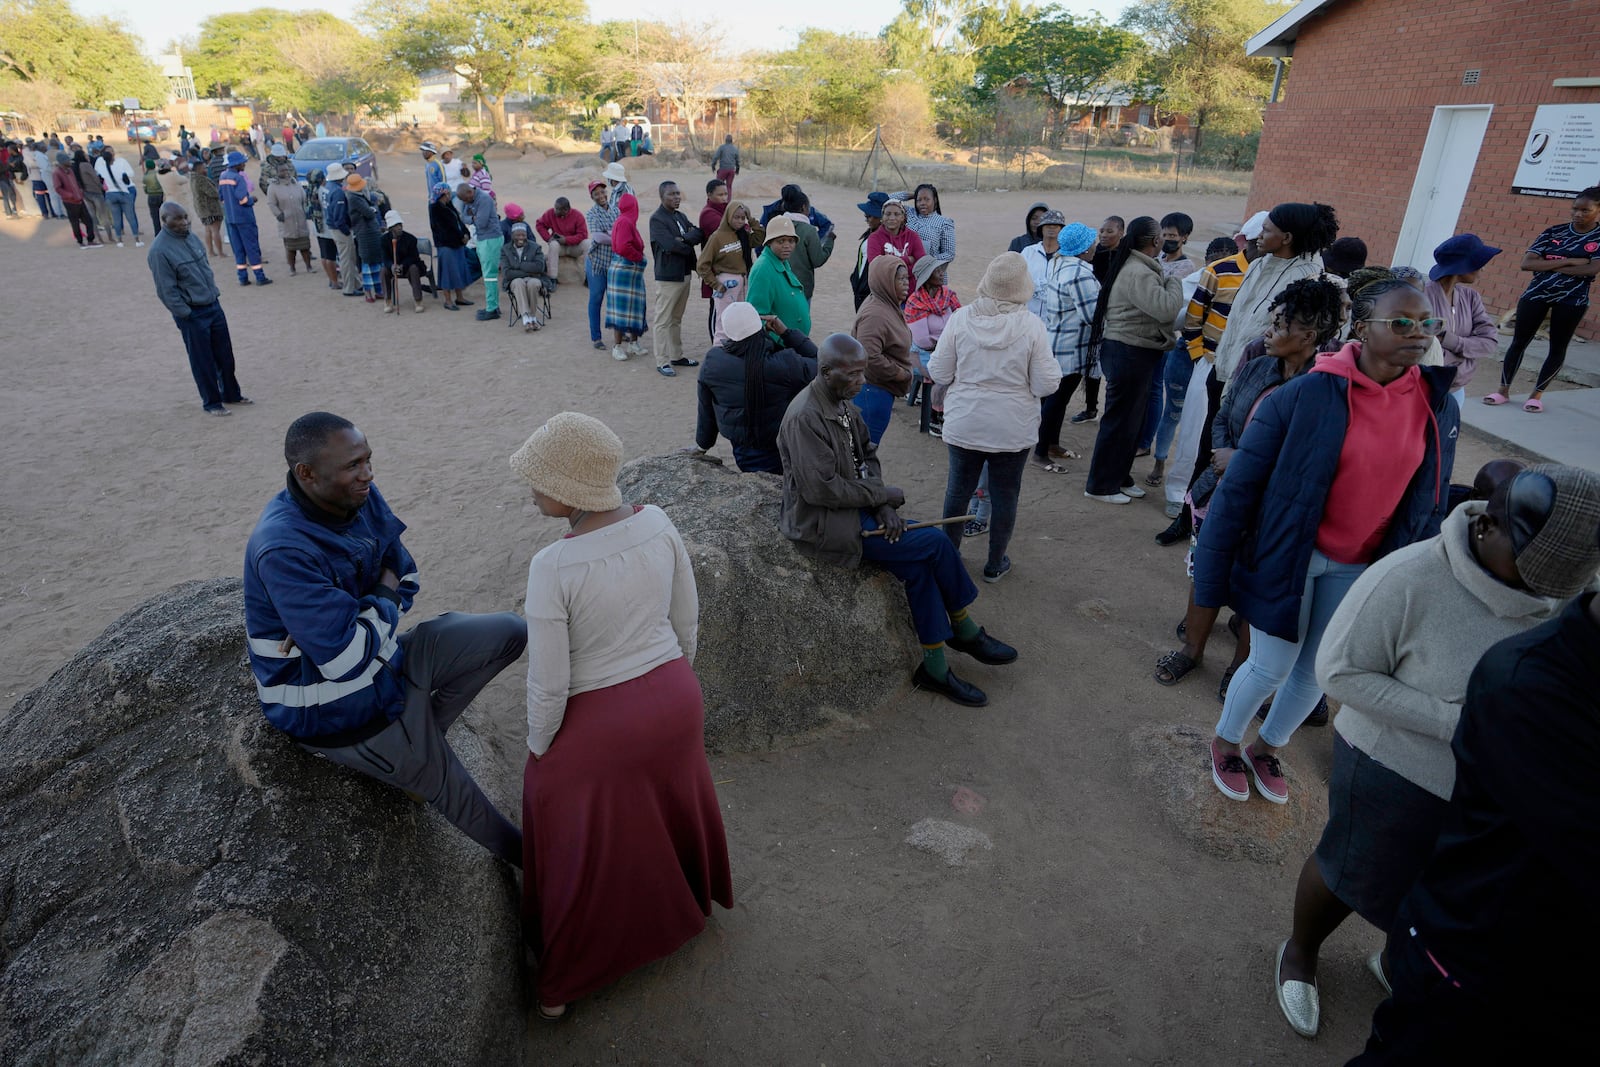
[584,179,619,349]
[906,183,956,268]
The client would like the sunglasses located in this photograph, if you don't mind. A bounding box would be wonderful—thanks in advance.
[1364,316,1446,337]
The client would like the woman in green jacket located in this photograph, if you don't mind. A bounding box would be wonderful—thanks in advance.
[746,216,810,341]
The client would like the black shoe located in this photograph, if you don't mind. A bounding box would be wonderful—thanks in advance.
[671,357,699,367]
[225,396,253,405]
[912,664,988,707]
[343,290,365,297]
[1255,694,1329,726]
[475,308,501,321]
[457,298,474,306]
[1069,409,1099,424]
[1155,511,1193,546]
[947,627,1018,665]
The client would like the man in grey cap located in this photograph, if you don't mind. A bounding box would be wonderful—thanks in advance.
[147,200,251,416]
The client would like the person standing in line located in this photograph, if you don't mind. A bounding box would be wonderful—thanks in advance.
[1070,216,1127,425]
[265,164,312,275]
[931,252,1062,585]
[747,217,811,342]
[1008,202,1049,254]
[420,142,444,199]
[1137,211,1201,492]
[510,412,733,1023]
[1424,234,1501,410]
[603,191,649,361]
[1271,464,1600,1040]
[1195,271,1459,807]
[0,142,19,218]
[306,170,338,287]
[1082,217,1186,505]
[904,183,955,270]
[428,182,472,310]
[468,154,493,199]
[849,192,889,310]
[440,147,466,189]
[584,179,618,348]
[648,181,704,378]
[711,134,740,197]
[322,164,360,296]
[189,149,225,257]
[697,178,731,338]
[850,255,915,445]
[1482,185,1600,413]
[142,160,165,234]
[344,173,384,303]
[904,254,962,435]
[865,198,926,276]
[599,123,615,163]
[51,152,99,248]
[73,148,113,238]
[248,123,264,160]
[217,151,271,286]
[779,193,834,303]
[22,141,53,216]
[459,182,503,321]
[146,201,250,415]
[1024,216,1100,471]
[696,200,761,346]
[155,156,189,224]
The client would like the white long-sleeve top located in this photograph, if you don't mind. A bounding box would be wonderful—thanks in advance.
[524,505,698,756]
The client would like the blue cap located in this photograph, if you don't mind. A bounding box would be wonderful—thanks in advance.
[1057,222,1097,257]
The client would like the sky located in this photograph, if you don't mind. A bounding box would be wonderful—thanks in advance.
[74,0,1133,57]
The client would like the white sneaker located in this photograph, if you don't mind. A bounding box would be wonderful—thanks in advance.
[627,339,645,357]
[612,345,629,361]
[1122,483,1148,499]
[135,240,144,247]
[1084,491,1132,505]
[116,240,124,247]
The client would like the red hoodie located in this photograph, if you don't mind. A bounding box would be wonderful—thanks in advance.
[1312,342,1435,564]
[611,193,644,263]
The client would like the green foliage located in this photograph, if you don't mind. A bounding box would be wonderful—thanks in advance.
[977,5,1142,121]
[361,0,585,141]
[543,19,640,119]
[881,0,1028,124]
[1192,129,1258,169]
[0,0,168,116]
[1120,0,1291,142]
[748,30,886,133]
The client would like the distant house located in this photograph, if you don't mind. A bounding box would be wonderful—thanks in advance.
[645,64,750,141]
[1246,0,1600,336]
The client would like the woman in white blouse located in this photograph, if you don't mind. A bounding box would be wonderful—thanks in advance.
[509,412,732,1022]
[906,182,956,268]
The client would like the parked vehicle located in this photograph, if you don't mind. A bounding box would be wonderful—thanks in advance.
[290,137,378,185]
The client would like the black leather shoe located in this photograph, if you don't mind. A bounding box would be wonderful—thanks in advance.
[671,357,700,367]
[947,627,1018,665]
[913,665,988,707]
[1155,511,1192,546]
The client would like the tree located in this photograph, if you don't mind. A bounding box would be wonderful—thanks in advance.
[1120,0,1292,148]
[0,0,168,123]
[976,5,1143,141]
[361,0,584,142]
[881,0,1029,122]
[748,30,886,135]
[284,23,414,127]
[621,19,744,149]
[543,19,639,127]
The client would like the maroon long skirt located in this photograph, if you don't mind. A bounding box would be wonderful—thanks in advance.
[522,656,733,1005]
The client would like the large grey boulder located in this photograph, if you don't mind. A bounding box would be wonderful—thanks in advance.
[0,579,524,1067]
[616,453,921,750]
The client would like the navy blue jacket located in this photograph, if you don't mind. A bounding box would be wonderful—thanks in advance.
[1193,360,1458,641]
[244,476,419,741]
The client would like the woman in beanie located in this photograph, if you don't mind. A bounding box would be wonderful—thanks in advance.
[510,413,732,1021]
[1270,464,1600,1039]
[929,251,1062,583]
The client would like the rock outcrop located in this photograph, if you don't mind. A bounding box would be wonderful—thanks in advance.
[617,454,921,750]
[0,579,524,1067]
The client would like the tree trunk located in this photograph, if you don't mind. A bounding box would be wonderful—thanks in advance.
[488,97,509,142]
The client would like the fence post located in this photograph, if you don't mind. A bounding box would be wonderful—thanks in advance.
[821,126,827,184]
[794,125,800,170]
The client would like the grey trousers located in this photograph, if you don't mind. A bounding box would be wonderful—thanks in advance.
[333,230,360,293]
[302,611,527,864]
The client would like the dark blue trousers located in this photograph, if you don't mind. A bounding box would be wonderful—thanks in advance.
[226,218,262,270]
[859,511,979,646]
[173,301,242,408]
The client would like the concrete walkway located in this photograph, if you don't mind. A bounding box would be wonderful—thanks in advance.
[1456,332,1600,472]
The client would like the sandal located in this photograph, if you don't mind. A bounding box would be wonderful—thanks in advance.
[1031,459,1070,474]
[1144,468,1165,488]
[1154,650,1200,686]
[1523,398,1544,413]
[1217,665,1238,704]
[1048,446,1079,460]
[1482,392,1508,405]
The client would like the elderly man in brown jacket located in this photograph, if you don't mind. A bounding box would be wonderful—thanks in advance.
[776,334,1017,707]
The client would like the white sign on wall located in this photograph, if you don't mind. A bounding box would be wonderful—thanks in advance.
[1511,104,1600,197]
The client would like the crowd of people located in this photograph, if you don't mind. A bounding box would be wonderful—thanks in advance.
[18,120,1594,1054]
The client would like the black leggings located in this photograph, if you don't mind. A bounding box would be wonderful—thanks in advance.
[1500,296,1586,392]
[64,200,96,245]
[1037,372,1087,458]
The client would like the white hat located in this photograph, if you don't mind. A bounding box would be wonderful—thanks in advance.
[325,163,348,181]
[602,161,627,183]
[1237,210,1270,240]
[763,216,797,243]
[384,210,403,228]
[721,302,763,342]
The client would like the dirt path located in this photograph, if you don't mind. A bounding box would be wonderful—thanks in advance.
[0,149,1512,1062]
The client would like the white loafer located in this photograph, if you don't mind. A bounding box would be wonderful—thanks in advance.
[1275,940,1320,1038]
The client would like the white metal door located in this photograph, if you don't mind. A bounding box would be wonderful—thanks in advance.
[1393,106,1493,271]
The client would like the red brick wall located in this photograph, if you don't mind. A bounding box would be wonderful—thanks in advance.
[1247,0,1600,336]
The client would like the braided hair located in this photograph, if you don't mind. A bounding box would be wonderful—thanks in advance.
[1347,266,1418,324]
[1269,277,1346,347]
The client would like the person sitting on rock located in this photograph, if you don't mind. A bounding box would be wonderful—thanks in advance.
[243,411,528,865]
[776,335,1018,707]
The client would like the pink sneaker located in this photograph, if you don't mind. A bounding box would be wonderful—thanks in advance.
[1210,738,1250,802]
[1244,742,1288,804]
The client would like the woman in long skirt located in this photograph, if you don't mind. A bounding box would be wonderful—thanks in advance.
[510,412,733,1021]
[428,182,471,309]
[604,192,650,362]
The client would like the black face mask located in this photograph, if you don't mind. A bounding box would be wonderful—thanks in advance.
[1162,239,1182,255]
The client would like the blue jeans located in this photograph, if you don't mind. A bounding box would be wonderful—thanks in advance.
[1153,346,1193,461]
[1216,550,1366,747]
[172,301,243,408]
[853,382,896,445]
[967,467,991,522]
[587,258,609,341]
[943,445,1028,571]
[105,190,139,240]
[859,512,979,646]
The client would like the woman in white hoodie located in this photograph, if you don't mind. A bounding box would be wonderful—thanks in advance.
[929,252,1062,584]
[1270,464,1600,1039]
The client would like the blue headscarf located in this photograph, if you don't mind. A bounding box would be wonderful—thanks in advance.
[431,181,452,202]
[1057,222,1097,257]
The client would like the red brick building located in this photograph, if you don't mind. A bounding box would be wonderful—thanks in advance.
[1247,0,1600,336]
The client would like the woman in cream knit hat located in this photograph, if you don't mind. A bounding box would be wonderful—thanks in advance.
[508,412,732,1021]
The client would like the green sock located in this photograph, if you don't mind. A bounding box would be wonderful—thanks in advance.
[922,644,949,681]
[950,608,980,641]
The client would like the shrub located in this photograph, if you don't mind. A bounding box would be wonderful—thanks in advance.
[1192,130,1259,170]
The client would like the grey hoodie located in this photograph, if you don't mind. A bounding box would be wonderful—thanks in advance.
[1212,251,1324,383]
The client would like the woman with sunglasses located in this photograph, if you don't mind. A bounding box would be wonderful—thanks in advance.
[1193,269,1459,805]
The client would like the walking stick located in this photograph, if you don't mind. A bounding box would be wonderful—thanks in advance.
[861,515,972,538]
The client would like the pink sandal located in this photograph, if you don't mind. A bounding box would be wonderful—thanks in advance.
[1482,392,1508,406]
[1523,398,1544,413]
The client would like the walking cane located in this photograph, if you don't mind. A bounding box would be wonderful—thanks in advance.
[861,515,972,538]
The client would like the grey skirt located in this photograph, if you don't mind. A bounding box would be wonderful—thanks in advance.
[1314,732,1448,932]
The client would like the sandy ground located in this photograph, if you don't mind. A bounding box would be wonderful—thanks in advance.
[0,149,1519,1063]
